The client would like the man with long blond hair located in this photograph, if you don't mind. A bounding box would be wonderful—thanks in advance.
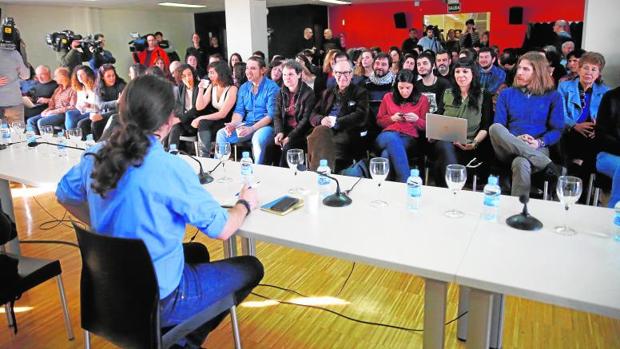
[489,51,565,197]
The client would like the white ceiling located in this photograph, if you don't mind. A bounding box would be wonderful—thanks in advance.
[0,0,408,12]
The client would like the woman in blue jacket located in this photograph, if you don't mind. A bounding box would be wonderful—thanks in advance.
[558,52,609,184]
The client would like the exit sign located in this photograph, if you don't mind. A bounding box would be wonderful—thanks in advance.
[447,0,460,13]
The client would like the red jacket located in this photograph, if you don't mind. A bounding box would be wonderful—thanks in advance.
[137,47,170,69]
[376,92,429,138]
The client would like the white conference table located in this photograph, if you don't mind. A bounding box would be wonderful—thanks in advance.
[0,141,618,349]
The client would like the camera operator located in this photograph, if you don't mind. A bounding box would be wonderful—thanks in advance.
[0,48,30,124]
[88,33,116,72]
[57,39,85,73]
[459,19,480,49]
[137,34,170,70]
[418,25,443,53]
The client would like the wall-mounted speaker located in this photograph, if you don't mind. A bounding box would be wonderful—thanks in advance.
[394,12,407,29]
[509,7,523,25]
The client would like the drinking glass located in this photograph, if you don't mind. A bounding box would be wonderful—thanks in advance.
[10,121,25,142]
[286,149,306,195]
[445,164,467,218]
[554,176,582,235]
[369,157,390,208]
[214,142,232,183]
[40,125,54,142]
[67,128,82,147]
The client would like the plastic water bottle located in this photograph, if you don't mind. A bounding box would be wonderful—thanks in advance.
[614,202,620,242]
[240,151,254,185]
[406,169,423,212]
[25,125,36,149]
[168,143,179,155]
[57,132,67,157]
[0,122,10,144]
[317,159,332,199]
[482,175,501,222]
[85,134,96,148]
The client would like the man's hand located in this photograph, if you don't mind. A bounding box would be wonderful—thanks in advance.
[238,184,259,211]
[454,142,476,151]
[0,75,9,87]
[320,116,335,128]
[518,134,539,149]
[223,122,236,137]
[237,125,252,138]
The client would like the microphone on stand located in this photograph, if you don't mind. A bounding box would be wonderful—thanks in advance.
[297,164,352,207]
[0,141,25,150]
[506,195,543,231]
[178,150,214,185]
[27,139,85,151]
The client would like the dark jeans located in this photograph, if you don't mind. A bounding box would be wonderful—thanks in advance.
[375,131,418,183]
[159,252,263,348]
[77,113,110,141]
[277,138,307,168]
[197,119,225,157]
[433,139,492,187]
[168,122,198,153]
[562,129,597,185]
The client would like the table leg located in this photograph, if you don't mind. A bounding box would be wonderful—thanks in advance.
[0,179,20,255]
[241,237,256,256]
[223,235,238,258]
[490,293,505,349]
[457,286,470,341]
[424,278,447,349]
[467,288,493,349]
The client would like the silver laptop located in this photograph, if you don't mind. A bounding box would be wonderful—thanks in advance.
[425,113,468,144]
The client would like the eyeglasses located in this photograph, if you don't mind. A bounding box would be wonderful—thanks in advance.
[334,71,352,78]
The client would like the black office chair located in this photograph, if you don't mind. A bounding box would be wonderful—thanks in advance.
[0,247,74,340]
[73,224,243,349]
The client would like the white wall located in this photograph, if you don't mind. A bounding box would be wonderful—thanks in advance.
[0,3,195,80]
[225,0,268,61]
[583,0,620,88]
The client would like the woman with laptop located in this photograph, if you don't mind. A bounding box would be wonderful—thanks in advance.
[375,69,429,182]
[432,57,493,187]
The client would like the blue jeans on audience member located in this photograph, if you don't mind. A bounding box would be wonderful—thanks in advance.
[215,125,274,164]
[375,131,417,182]
[596,152,620,208]
[27,114,65,134]
[65,110,90,130]
[159,256,263,348]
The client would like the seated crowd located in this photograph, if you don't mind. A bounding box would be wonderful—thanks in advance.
[14,24,620,207]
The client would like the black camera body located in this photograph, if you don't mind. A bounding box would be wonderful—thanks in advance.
[79,34,103,54]
[128,33,147,52]
[1,17,20,50]
[46,30,83,52]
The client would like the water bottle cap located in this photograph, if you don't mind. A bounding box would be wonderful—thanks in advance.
[86,134,94,141]
[57,131,63,136]
[170,144,177,150]
[319,159,327,166]
[242,151,250,158]
[26,125,33,131]
[410,169,419,177]
[488,175,498,185]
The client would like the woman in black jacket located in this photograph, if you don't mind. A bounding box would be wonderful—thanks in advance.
[274,60,316,167]
[167,64,205,151]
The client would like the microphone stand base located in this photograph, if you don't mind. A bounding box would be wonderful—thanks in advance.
[323,193,352,207]
[506,214,543,231]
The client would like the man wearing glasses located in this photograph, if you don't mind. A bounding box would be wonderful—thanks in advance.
[307,60,369,171]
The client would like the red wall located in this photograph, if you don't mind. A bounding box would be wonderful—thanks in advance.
[328,0,585,52]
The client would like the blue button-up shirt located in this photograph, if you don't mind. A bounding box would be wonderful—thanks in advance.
[234,77,279,125]
[479,65,506,95]
[56,137,228,298]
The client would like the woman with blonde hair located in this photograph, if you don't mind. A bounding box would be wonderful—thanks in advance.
[489,51,565,197]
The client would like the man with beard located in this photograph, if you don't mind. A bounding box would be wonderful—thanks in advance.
[365,53,395,140]
[478,47,505,95]
[435,49,452,79]
[414,51,451,114]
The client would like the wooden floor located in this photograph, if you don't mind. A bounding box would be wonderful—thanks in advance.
[1,185,619,349]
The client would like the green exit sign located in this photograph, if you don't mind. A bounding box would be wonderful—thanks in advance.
[447,0,460,13]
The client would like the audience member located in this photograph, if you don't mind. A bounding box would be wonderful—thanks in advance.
[433,58,493,186]
[444,29,460,54]
[229,53,243,72]
[460,19,480,49]
[216,57,279,164]
[415,51,451,114]
[435,50,452,79]
[57,39,84,73]
[137,34,170,69]
[402,53,417,72]
[186,33,207,73]
[27,67,75,134]
[65,65,98,130]
[560,41,575,67]
[307,59,368,171]
[418,26,443,53]
[595,87,620,207]
[558,52,609,186]
[88,34,116,72]
[321,29,343,56]
[299,28,318,62]
[273,60,316,167]
[186,53,205,79]
[232,62,247,88]
[353,49,374,82]
[559,49,585,83]
[207,36,222,57]
[23,65,58,120]
[193,61,238,157]
[388,47,402,75]
[478,47,506,94]
[401,28,419,55]
[375,70,429,182]
[168,64,205,151]
[0,47,29,124]
[490,52,564,197]
[268,58,284,87]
